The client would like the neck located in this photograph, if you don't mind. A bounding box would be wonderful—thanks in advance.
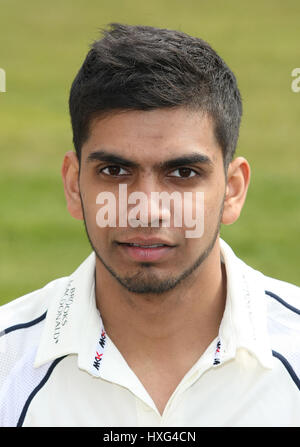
[95,238,227,357]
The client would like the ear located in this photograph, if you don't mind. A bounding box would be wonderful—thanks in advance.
[221,157,251,225]
[61,151,84,220]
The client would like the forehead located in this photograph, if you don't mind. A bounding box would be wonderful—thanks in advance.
[82,107,222,165]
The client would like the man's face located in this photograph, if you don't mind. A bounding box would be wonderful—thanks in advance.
[77,107,227,294]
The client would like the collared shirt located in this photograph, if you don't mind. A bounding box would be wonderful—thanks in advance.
[0,238,299,427]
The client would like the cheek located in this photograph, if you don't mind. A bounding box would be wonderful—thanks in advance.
[80,186,107,238]
[203,190,224,228]
[81,190,98,222]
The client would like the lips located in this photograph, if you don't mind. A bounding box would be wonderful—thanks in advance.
[123,242,167,248]
[116,238,176,262]
[118,237,175,247]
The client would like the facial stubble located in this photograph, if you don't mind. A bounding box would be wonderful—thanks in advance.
[80,193,225,295]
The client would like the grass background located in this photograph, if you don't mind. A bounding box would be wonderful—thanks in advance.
[0,0,299,305]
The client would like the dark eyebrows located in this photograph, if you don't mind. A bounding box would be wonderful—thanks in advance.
[86,149,214,171]
[86,150,139,168]
[159,153,214,171]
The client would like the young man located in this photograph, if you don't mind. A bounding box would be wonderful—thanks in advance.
[0,24,299,427]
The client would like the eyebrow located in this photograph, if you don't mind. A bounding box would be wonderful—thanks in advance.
[161,153,213,171]
[87,150,139,168]
[86,149,214,170]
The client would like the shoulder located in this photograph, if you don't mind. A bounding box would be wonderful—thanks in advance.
[260,272,300,391]
[0,276,70,386]
[262,273,300,322]
[0,276,70,334]
[0,276,71,426]
[227,240,300,392]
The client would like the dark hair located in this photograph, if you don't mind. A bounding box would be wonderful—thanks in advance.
[69,23,242,168]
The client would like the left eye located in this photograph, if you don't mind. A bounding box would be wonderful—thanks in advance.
[169,168,197,178]
[100,166,129,176]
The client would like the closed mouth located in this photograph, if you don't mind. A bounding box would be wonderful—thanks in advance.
[117,242,172,248]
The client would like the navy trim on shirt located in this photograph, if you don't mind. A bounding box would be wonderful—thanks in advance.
[266,290,300,391]
[272,351,300,391]
[17,355,67,427]
[1,312,47,336]
[265,290,300,315]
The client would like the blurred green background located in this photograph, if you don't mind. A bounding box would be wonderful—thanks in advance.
[0,0,299,305]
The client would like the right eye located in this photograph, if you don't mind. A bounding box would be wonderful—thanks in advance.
[99,166,130,176]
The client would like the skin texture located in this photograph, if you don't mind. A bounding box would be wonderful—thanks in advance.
[62,107,250,414]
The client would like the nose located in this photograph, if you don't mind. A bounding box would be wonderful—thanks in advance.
[127,174,172,228]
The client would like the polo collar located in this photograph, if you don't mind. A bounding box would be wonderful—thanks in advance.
[218,239,274,369]
[34,252,105,375]
[34,239,274,376]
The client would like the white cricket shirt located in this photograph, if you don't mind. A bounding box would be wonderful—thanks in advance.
[0,238,299,427]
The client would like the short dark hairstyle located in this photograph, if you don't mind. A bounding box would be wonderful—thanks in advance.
[69,23,242,168]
